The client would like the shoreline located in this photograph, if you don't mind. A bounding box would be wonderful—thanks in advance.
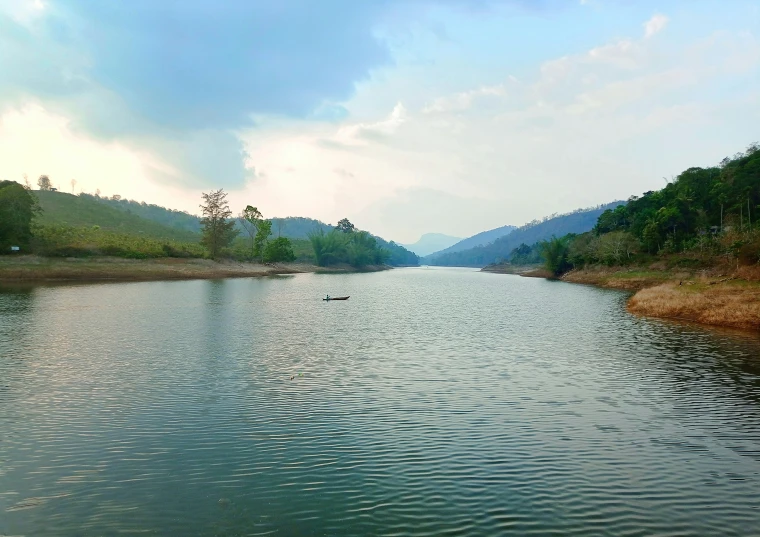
[482,262,760,331]
[0,256,391,284]
[559,266,760,331]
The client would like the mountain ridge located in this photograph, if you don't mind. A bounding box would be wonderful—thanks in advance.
[424,201,624,266]
[401,233,462,257]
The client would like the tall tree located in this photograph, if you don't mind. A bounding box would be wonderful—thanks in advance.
[200,189,238,258]
[239,205,262,259]
[336,218,355,233]
[253,219,272,261]
[0,181,41,250]
[37,175,52,191]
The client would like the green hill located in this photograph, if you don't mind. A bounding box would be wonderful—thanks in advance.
[36,191,201,243]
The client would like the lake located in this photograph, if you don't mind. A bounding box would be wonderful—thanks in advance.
[1,267,759,536]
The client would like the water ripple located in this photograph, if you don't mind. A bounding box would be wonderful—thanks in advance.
[1,270,760,536]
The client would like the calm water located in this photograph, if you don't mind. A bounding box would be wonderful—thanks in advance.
[1,268,760,536]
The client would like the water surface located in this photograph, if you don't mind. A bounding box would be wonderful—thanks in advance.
[1,268,759,536]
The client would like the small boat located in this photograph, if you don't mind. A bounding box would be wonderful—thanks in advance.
[323,296,350,301]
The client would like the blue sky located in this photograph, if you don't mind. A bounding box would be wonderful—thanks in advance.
[1,0,758,242]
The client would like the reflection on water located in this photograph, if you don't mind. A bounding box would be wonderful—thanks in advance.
[1,268,759,536]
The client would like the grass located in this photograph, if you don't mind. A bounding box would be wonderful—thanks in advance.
[31,224,205,259]
[36,190,201,243]
[628,281,760,330]
[556,263,760,331]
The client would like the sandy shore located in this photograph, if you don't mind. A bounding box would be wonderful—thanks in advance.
[0,256,390,283]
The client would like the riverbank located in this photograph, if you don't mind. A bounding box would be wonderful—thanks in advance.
[0,256,391,283]
[561,265,760,331]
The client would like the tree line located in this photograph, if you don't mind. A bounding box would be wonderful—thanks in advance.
[502,143,760,275]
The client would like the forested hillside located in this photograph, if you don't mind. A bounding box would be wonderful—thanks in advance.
[38,191,201,242]
[427,202,622,266]
[503,143,760,276]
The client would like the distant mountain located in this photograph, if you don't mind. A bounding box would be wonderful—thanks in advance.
[401,233,462,257]
[424,202,624,267]
[425,224,516,259]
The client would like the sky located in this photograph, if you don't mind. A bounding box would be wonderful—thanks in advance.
[1,0,759,243]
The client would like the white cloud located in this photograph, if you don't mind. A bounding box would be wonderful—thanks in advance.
[0,105,199,211]
[644,14,669,39]
[2,8,757,244]
[0,0,46,26]
[422,83,507,113]
[334,102,407,145]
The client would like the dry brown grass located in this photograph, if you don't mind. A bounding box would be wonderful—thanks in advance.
[628,282,760,331]
[561,266,670,290]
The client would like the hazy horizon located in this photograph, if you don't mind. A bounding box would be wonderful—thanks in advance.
[1,0,758,243]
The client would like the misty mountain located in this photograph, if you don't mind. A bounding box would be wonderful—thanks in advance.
[424,224,517,259]
[401,233,462,257]
[424,202,624,267]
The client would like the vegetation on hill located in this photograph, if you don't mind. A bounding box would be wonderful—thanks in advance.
[309,218,400,268]
[89,194,203,234]
[36,191,201,242]
[491,143,760,277]
[1,183,415,267]
[428,202,622,267]
[31,224,206,259]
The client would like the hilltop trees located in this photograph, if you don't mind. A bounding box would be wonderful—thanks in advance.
[37,175,52,191]
[515,141,760,274]
[200,189,238,258]
[336,218,356,234]
[0,180,40,251]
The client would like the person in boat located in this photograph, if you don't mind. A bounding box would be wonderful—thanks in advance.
[326,294,330,300]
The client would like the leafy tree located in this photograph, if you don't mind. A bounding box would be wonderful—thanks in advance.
[263,236,296,262]
[539,235,572,276]
[308,229,348,266]
[597,231,639,265]
[0,180,41,251]
[253,219,272,260]
[336,218,355,234]
[37,175,52,191]
[199,189,238,258]
[239,205,262,258]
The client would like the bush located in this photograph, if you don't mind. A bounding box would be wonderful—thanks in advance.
[263,237,296,262]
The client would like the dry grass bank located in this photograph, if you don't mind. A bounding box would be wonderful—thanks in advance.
[0,256,389,283]
[559,264,760,331]
[628,281,760,331]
